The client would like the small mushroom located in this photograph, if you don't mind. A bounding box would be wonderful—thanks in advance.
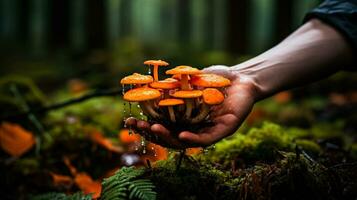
[170,90,203,119]
[191,73,231,88]
[120,73,153,87]
[150,78,181,98]
[144,60,169,81]
[158,98,184,122]
[166,65,201,90]
[190,88,224,124]
[123,87,162,119]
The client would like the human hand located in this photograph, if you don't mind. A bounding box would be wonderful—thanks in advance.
[125,65,258,149]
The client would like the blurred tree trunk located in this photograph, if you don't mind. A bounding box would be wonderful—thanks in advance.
[70,0,87,53]
[248,0,276,54]
[0,0,19,42]
[161,0,179,45]
[212,0,227,50]
[105,0,121,48]
[29,0,48,56]
[227,0,248,54]
[131,0,161,46]
[190,0,208,49]
[177,0,190,44]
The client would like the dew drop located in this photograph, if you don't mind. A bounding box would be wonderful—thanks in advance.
[129,102,132,117]
[141,137,147,154]
[122,84,125,95]
[148,67,151,75]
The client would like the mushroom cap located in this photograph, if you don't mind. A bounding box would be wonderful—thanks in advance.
[158,98,185,106]
[166,65,201,75]
[120,73,153,84]
[150,78,180,89]
[191,74,231,88]
[144,60,169,66]
[171,74,191,80]
[171,90,203,98]
[202,88,225,105]
[123,87,161,102]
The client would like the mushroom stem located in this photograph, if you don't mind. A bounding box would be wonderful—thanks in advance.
[142,101,161,119]
[190,103,210,124]
[139,102,150,116]
[181,75,190,90]
[168,106,176,122]
[153,65,159,81]
[184,99,193,119]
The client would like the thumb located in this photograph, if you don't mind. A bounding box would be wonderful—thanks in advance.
[202,65,236,80]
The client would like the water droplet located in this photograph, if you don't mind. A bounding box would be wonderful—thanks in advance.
[129,102,132,117]
[122,84,125,95]
[141,137,147,154]
[148,67,151,75]
[137,104,140,108]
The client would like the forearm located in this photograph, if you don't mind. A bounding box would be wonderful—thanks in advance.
[231,19,354,101]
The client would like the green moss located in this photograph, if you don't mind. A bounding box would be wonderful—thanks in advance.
[295,139,322,155]
[203,122,296,166]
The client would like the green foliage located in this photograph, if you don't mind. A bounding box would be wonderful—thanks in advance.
[101,166,156,200]
[30,192,91,200]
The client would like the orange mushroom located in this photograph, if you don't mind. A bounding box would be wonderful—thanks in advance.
[124,87,162,118]
[170,90,203,119]
[120,73,153,86]
[158,98,184,122]
[166,65,201,90]
[191,88,224,124]
[144,60,169,81]
[191,73,231,88]
[150,78,180,89]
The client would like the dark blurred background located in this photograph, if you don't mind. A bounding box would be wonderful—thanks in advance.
[0,0,323,90]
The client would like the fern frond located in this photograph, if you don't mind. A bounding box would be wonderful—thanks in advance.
[101,166,157,200]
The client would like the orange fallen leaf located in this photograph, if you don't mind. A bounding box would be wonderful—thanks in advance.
[246,108,266,125]
[186,147,203,155]
[74,173,102,199]
[50,172,73,186]
[119,129,141,144]
[142,143,168,163]
[89,130,122,153]
[0,122,36,157]
[273,91,292,103]
[68,79,88,95]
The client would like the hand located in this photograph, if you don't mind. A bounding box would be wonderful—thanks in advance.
[125,65,258,149]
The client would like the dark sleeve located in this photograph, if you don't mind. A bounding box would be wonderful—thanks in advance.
[304,0,357,53]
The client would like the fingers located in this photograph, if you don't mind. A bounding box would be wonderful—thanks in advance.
[151,124,185,149]
[179,113,239,146]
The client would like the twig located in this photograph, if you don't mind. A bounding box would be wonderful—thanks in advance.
[10,84,45,154]
[1,87,121,121]
[176,149,186,171]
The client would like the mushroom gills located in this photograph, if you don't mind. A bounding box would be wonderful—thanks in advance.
[190,103,210,124]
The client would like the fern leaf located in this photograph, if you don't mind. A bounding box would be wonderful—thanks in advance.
[101,166,156,200]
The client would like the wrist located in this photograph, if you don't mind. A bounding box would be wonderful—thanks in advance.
[229,65,263,103]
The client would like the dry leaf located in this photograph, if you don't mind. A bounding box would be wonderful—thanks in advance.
[74,173,102,199]
[119,129,141,144]
[273,91,292,103]
[0,122,36,157]
[90,130,122,153]
[142,143,168,163]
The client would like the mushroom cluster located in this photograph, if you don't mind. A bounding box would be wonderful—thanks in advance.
[121,60,231,128]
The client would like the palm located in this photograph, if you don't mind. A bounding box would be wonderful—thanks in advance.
[126,65,256,149]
